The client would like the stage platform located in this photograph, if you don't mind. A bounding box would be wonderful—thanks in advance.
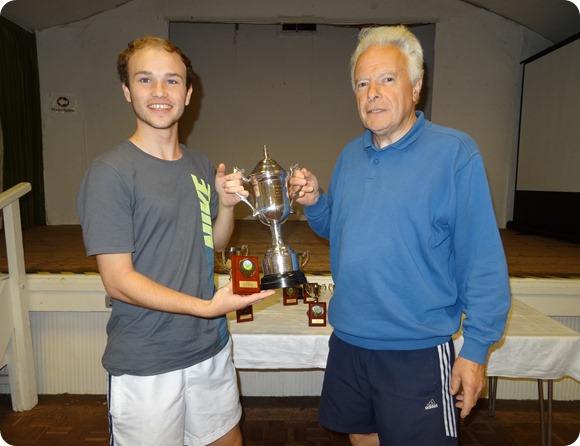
[1,221,580,278]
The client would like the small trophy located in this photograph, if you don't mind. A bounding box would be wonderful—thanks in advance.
[219,245,257,322]
[303,282,327,303]
[283,285,301,305]
[235,146,309,290]
[308,301,327,327]
[217,245,248,273]
[236,304,254,323]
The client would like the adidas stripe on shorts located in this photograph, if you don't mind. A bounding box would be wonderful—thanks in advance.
[318,333,458,445]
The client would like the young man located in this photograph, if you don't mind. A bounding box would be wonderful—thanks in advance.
[290,25,511,445]
[77,36,274,446]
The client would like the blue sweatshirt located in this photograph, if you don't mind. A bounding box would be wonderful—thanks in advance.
[304,112,510,364]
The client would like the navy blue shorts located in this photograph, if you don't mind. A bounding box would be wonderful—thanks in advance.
[318,333,458,445]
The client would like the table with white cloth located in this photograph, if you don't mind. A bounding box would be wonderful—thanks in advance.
[228,295,580,446]
[460,298,580,446]
[227,292,333,369]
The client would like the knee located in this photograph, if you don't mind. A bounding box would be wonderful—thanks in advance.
[349,433,380,446]
[208,425,243,446]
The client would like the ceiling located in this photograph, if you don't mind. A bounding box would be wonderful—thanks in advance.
[1,0,579,43]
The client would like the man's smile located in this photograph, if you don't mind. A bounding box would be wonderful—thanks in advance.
[148,103,172,110]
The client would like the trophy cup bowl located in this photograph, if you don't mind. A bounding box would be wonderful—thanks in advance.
[304,282,327,302]
[235,145,309,290]
[217,245,249,273]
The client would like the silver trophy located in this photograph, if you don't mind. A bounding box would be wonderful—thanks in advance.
[235,145,309,289]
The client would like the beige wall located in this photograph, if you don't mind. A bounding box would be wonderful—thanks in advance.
[36,0,551,225]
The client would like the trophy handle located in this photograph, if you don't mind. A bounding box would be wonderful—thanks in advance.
[216,250,231,273]
[288,164,303,213]
[233,167,259,217]
[300,250,310,267]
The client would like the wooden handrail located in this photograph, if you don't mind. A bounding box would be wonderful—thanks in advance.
[0,182,32,210]
[0,181,38,411]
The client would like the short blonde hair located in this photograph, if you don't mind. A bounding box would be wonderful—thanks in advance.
[117,35,195,90]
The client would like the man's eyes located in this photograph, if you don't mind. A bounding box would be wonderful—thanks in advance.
[136,77,181,85]
[356,77,394,89]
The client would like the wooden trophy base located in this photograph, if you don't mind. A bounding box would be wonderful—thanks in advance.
[283,285,301,305]
[231,255,261,295]
[308,301,327,327]
[231,254,260,323]
[236,305,254,323]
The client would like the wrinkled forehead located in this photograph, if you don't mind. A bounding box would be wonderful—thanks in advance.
[354,45,409,78]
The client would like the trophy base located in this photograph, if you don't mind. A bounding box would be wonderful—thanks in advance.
[260,270,307,290]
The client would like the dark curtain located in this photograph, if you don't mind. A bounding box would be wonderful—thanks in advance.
[0,16,46,228]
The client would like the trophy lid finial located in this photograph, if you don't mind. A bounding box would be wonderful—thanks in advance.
[251,145,284,178]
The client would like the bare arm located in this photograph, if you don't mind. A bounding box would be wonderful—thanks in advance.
[97,253,273,318]
[213,163,248,251]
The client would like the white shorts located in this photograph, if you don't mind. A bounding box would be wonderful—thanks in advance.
[108,338,242,446]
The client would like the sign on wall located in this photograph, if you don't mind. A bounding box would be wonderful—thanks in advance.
[49,94,77,114]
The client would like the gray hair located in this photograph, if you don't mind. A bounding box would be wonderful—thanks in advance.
[350,25,424,91]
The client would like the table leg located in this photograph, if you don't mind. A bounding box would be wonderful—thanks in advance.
[488,376,497,417]
[547,379,553,446]
[538,379,546,446]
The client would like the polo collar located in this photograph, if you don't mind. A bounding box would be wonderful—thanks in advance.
[363,111,425,154]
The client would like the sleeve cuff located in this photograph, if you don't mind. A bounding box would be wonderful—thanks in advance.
[458,338,490,365]
[303,194,328,218]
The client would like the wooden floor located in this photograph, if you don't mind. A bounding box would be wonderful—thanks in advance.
[0,395,578,446]
[1,222,580,277]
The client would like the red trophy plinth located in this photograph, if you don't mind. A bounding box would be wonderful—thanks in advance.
[231,254,260,322]
[231,254,261,295]
[308,301,327,327]
[236,305,254,323]
[283,286,301,305]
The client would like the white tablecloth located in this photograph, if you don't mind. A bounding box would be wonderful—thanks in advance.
[227,290,333,369]
[228,293,580,381]
[476,298,580,380]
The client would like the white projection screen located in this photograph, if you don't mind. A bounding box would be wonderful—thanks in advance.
[508,32,580,241]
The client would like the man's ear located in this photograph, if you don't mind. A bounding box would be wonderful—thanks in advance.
[185,85,193,106]
[122,83,132,103]
[412,78,423,103]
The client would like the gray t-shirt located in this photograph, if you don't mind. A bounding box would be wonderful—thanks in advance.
[77,140,223,376]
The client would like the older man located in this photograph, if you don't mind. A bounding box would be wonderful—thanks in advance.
[290,25,510,446]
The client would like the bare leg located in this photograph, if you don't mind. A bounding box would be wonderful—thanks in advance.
[208,424,243,446]
[349,433,380,446]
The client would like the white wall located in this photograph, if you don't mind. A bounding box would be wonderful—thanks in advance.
[168,21,435,222]
[35,0,551,225]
